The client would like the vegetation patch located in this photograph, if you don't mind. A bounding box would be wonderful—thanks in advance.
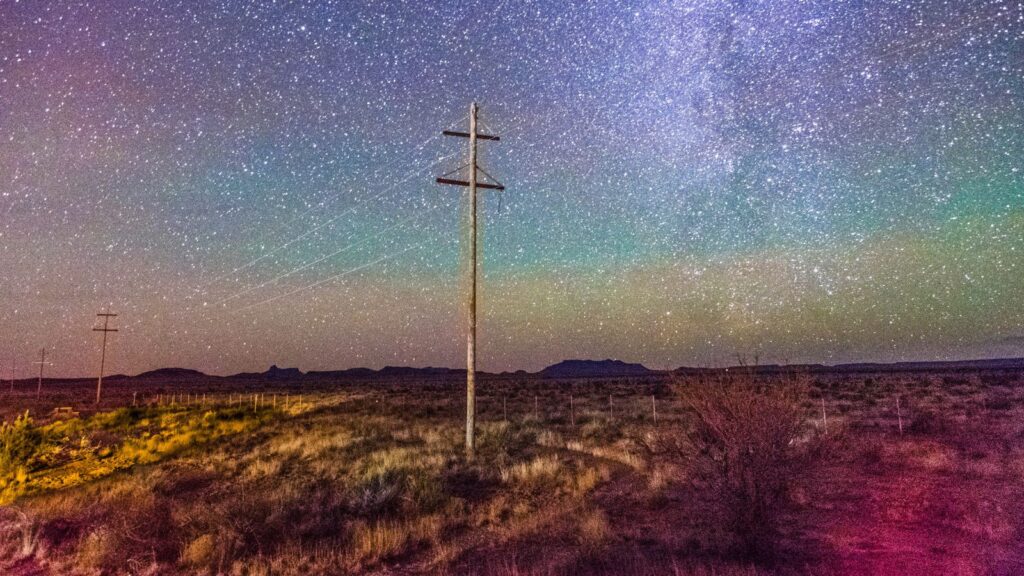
[0,406,276,504]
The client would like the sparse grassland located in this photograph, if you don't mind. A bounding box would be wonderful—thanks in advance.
[0,370,1021,575]
[0,404,282,504]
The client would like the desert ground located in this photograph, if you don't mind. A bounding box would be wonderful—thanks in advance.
[1,369,1022,575]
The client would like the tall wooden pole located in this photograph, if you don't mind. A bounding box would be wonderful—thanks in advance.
[466,102,478,456]
[436,103,504,458]
[93,311,118,404]
[35,348,46,397]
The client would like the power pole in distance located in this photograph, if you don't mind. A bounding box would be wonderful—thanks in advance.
[436,102,504,458]
[34,348,51,398]
[93,311,118,404]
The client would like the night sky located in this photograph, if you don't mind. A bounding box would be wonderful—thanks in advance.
[1,1,1022,377]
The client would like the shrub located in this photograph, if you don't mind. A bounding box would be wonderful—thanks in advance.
[676,376,810,561]
[500,455,563,496]
[908,409,951,435]
[984,394,1014,411]
[0,412,44,475]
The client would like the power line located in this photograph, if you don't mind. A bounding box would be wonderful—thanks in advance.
[232,240,432,314]
[213,199,447,307]
[195,149,459,295]
[197,120,464,274]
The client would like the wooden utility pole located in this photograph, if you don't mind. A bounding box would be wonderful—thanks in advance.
[93,311,118,404]
[436,102,504,457]
[34,348,51,397]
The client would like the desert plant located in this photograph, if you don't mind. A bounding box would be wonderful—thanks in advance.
[675,375,811,560]
[0,412,44,475]
[908,408,952,435]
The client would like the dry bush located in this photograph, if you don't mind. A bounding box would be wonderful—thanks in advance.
[675,375,812,561]
[908,408,952,435]
[500,455,564,497]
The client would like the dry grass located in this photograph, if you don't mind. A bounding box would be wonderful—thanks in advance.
[0,370,1020,574]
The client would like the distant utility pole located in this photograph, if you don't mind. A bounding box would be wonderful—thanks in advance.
[436,102,504,457]
[93,310,119,404]
[34,348,51,398]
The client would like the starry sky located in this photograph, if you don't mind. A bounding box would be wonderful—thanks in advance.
[1,0,1022,377]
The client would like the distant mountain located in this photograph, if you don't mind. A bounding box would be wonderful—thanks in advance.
[77,356,1024,385]
[674,358,1024,374]
[830,358,1024,373]
[231,365,304,379]
[134,367,207,379]
[306,367,377,379]
[540,359,654,379]
[306,366,465,379]
[379,366,464,377]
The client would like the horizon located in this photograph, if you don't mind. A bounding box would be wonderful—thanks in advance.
[16,353,1024,382]
[2,1,1022,377]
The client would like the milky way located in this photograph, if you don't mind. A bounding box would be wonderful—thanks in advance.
[1,1,1022,376]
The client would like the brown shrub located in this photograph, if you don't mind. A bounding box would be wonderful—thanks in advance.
[675,375,811,561]
[908,408,952,435]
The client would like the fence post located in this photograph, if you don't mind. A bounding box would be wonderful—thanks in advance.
[652,395,657,424]
[570,394,575,426]
[896,395,903,435]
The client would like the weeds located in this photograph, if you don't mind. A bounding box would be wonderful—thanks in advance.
[0,412,43,475]
[676,375,812,560]
[0,373,1020,575]
[0,405,275,504]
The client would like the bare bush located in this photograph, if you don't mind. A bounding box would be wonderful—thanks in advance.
[675,375,811,560]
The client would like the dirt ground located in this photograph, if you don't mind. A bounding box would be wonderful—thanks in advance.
[0,369,1022,575]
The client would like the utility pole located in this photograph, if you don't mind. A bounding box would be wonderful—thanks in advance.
[34,348,51,398]
[93,311,118,404]
[436,102,504,457]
